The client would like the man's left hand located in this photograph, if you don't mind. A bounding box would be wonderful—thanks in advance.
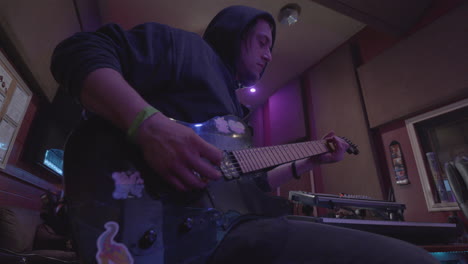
[317,131,349,164]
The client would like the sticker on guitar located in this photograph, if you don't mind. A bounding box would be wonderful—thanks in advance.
[112,170,145,200]
[96,221,134,264]
[214,116,245,134]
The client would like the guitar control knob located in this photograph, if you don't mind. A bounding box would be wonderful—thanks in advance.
[180,217,194,233]
[139,229,157,249]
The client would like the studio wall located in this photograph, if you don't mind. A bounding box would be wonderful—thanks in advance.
[358,2,468,128]
[302,44,382,199]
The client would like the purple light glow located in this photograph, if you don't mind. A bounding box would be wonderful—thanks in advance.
[249,87,256,93]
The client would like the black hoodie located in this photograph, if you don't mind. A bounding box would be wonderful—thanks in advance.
[51,6,277,263]
[51,5,275,123]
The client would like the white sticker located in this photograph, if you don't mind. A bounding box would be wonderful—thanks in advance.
[228,120,245,134]
[214,117,230,133]
[112,170,145,199]
[215,117,245,134]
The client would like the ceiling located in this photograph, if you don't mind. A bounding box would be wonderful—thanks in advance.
[0,0,432,107]
[96,0,365,107]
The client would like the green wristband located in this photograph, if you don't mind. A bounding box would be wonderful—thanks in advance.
[127,106,160,142]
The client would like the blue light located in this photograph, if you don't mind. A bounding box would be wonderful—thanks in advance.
[250,88,256,93]
[194,124,203,127]
[431,251,468,255]
[43,149,63,176]
[44,159,63,175]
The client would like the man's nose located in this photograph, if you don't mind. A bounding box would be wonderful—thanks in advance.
[263,49,272,62]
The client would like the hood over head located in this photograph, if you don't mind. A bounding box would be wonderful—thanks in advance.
[203,6,276,82]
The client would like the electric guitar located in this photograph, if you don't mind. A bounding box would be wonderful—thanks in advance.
[64,115,358,264]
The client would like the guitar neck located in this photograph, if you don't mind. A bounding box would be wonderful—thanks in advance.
[232,140,330,174]
[175,115,357,178]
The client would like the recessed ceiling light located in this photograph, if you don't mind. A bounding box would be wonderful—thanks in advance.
[278,3,301,26]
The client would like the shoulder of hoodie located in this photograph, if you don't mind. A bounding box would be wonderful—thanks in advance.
[92,22,209,48]
[91,22,218,58]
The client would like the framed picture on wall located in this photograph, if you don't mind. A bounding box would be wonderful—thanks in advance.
[5,84,31,125]
[0,118,15,163]
[0,48,32,169]
[389,140,410,185]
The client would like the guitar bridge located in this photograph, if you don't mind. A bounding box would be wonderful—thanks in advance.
[220,151,242,180]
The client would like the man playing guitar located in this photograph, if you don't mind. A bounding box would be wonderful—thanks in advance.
[51,5,437,264]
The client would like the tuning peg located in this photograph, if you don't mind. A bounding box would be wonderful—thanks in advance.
[340,136,359,155]
[353,148,360,155]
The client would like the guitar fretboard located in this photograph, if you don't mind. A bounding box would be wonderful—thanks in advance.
[232,140,329,173]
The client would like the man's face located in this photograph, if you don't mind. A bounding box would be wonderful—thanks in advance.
[236,19,273,86]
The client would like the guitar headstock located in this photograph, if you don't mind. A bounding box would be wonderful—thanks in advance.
[340,137,359,155]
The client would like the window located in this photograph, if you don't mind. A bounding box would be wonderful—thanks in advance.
[406,98,468,211]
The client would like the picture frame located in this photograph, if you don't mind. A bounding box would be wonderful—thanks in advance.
[389,140,410,185]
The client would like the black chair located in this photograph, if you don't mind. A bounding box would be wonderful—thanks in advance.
[445,156,468,217]
[445,156,468,242]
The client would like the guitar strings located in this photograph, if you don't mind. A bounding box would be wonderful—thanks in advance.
[224,138,354,176]
[224,140,330,175]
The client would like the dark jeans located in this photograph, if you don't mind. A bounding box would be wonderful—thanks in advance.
[209,216,438,264]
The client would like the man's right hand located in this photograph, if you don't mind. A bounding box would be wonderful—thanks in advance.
[135,112,223,191]
[79,69,222,191]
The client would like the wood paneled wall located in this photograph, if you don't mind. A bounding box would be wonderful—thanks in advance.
[266,78,306,146]
[358,2,468,128]
[377,121,451,222]
[302,44,382,199]
[0,173,44,210]
[251,78,313,197]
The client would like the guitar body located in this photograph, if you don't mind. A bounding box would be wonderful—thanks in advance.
[64,115,292,264]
